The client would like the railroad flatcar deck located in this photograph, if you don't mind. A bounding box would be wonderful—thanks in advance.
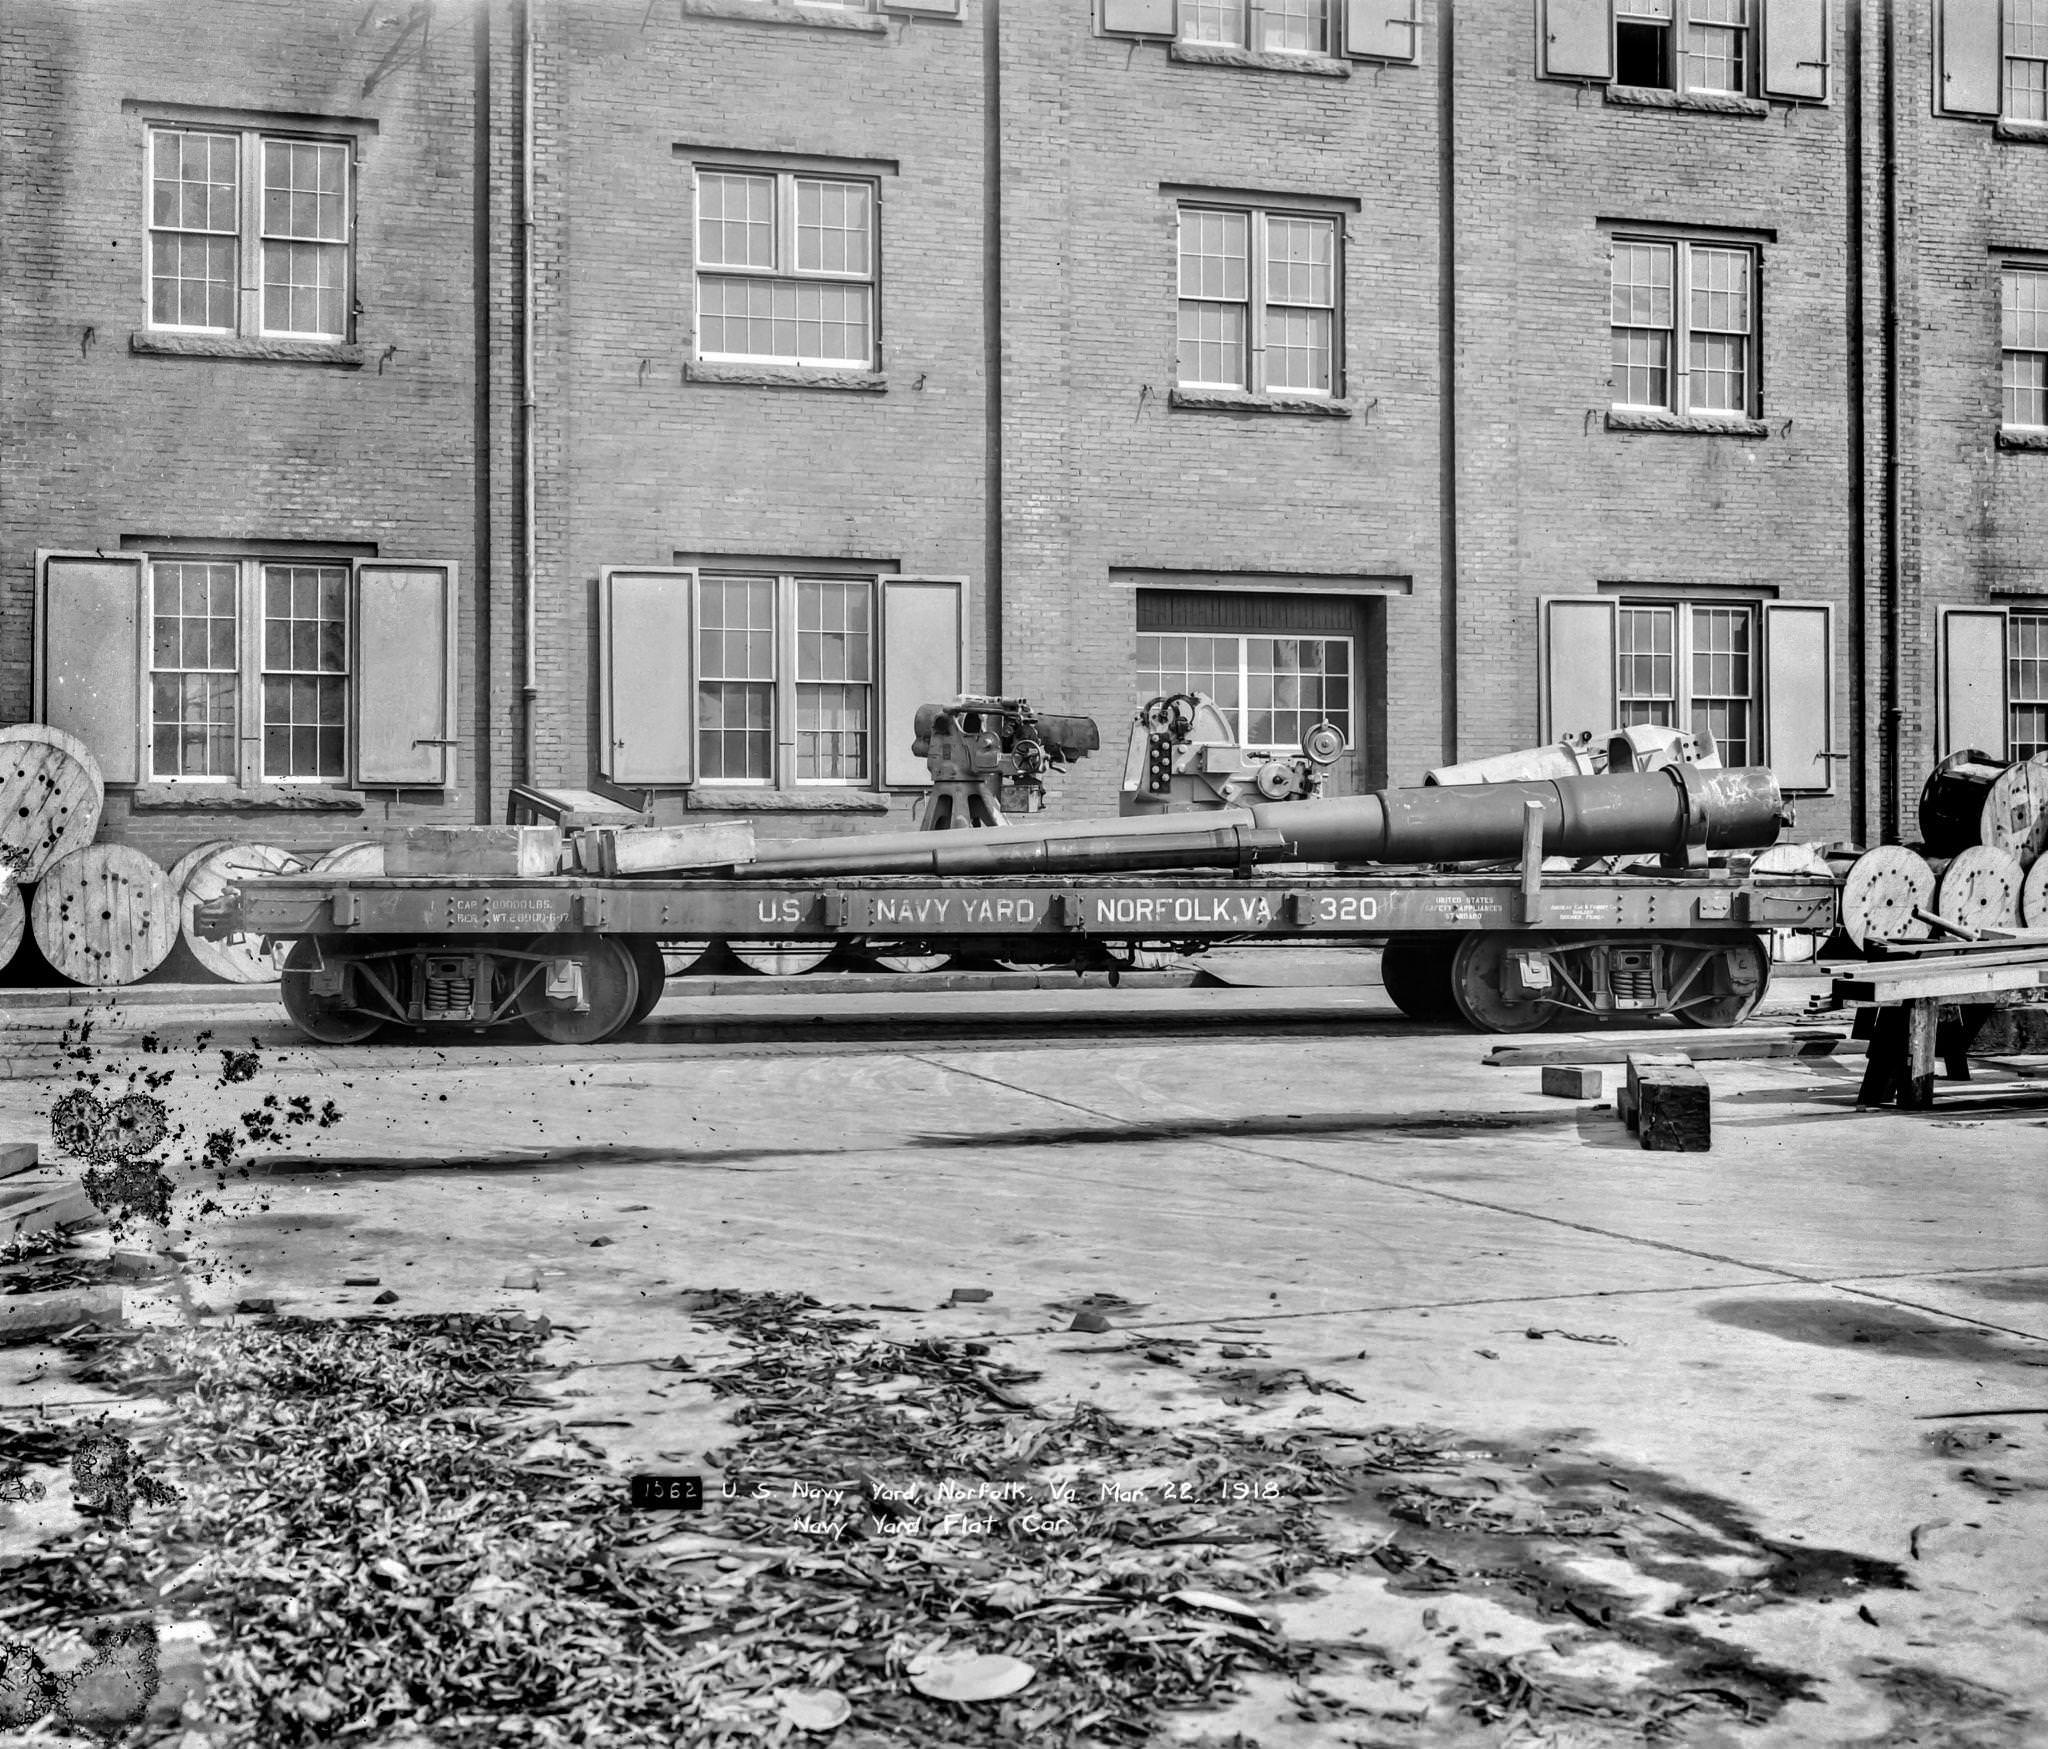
[200,868,1839,1042]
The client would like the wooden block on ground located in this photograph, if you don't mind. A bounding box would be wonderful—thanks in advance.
[1637,1065,1711,1152]
[1540,1065,1604,1099]
[0,1141,38,1180]
[384,826,560,878]
[1622,1053,1693,1132]
[1966,1004,2048,1056]
[0,1284,124,1345]
[584,821,757,875]
[0,1174,104,1242]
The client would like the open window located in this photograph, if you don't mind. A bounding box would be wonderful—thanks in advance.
[34,550,458,790]
[598,568,966,791]
[1541,0,1830,102]
[1540,594,1837,790]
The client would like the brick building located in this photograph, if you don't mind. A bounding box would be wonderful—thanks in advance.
[3,0,2044,878]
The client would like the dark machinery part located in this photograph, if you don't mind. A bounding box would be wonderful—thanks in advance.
[744,764,1792,880]
[1124,692,1341,814]
[911,696,1100,829]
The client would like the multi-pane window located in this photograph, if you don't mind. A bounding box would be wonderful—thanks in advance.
[2009,0,2048,120]
[697,574,873,785]
[149,559,349,782]
[2003,267,2048,428]
[1613,0,1751,93]
[1615,602,1755,764]
[1177,205,1339,396]
[1137,634,1351,754]
[695,170,876,369]
[2013,614,2048,760]
[150,562,240,779]
[1610,238,1755,417]
[1179,0,1330,52]
[147,127,351,341]
[261,567,349,779]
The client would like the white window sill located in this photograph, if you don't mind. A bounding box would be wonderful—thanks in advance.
[1995,118,2048,143]
[682,788,890,812]
[1167,40,1350,77]
[131,332,364,367]
[1998,425,2048,450]
[1170,386,1354,417]
[1605,408,1769,439]
[685,360,886,393]
[129,784,366,812]
[678,0,887,31]
[1603,84,1768,118]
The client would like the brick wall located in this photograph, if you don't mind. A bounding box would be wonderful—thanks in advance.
[1451,2,1858,846]
[997,8,1442,812]
[526,0,990,828]
[0,0,486,869]
[1901,0,2048,797]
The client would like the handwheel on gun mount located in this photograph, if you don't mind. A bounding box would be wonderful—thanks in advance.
[1377,937,1463,1024]
[279,939,385,1044]
[516,934,640,1044]
[1670,933,1770,1029]
[1448,931,1560,1033]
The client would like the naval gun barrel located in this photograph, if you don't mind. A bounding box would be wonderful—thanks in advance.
[740,764,1789,879]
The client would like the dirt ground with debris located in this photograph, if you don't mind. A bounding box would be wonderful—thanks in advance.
[1,971,2046,1747]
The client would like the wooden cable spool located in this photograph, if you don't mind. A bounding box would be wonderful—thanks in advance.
[311,841,388,876]
[176,842,307,983]
[1838,845,1936,950]
[1979,754,2048,870]
[0,724,105,884]
[1933,844,2026,935]
[163,839,236,901]
[0,879,24,977]
[29,845,178,986]
[2024,853,2048,929]
[659,939,712,977]
[730,941,834,977]
[1917,750,2006,856]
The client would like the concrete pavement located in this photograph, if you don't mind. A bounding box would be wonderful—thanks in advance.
[0,962,2043,1744]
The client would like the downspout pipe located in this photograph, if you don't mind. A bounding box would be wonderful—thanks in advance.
[1879,0,1901,842]
[520,0,538,786]
[1844,0,1866,848]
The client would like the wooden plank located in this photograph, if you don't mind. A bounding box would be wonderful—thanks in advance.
[1902,1001,1939,1110]
[385,826,561,878]
[507,784,650,828]
[1863,936,2048,962]
[592,821,757,876]
[1834,961,2048,1003]
[0,1142,40,1181]
[1638,1064,1711,1151]
[0,1175,102,1243]
[1486,1029,1853,1068]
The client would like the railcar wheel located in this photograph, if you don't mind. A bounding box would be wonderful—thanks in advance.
[279,940,386,1044]
[730,942,834,977]
[1104,940,1184,971]
[1671,933,1771,1029]
[1448,931,1560,1034]
[515,935,641,1044]
[868,947,955,974]
[1377,937,1463,1024]
[626,938,669,1028]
